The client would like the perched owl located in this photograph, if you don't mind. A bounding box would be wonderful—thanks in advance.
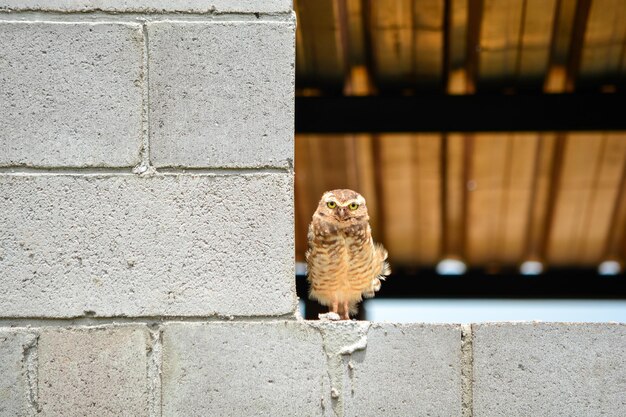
[306,189,390,319]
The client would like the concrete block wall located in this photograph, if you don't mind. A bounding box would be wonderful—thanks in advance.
[0,0,295,317]
[1,2,625,417]
[2,322,625,416]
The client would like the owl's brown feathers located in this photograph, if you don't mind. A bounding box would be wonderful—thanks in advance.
[306,189,390,319]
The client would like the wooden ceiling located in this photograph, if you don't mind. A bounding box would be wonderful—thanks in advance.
[295,0,626,94]
[293,0,626,270]
[295,134,626,269]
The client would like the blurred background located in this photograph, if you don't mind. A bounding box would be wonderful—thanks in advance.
[293,0,626,322]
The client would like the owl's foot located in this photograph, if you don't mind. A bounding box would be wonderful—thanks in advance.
[329,301,350,320]
[341,301,350,320]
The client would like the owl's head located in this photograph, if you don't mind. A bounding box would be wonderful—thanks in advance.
[315,189,369,224]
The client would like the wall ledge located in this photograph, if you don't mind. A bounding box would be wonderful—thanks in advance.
[0,0,293,14]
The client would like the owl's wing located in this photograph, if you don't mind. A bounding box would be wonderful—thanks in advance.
[376,243,391,277]
[362,243,390,298]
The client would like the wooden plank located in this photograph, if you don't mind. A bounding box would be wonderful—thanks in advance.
[295,135,315,262]
[300,136,349,246]
[523,134,558,260]
[622,34,626,88]
[466,134,509,266]
[343,136,360,189]
[443,133,468,257]
[564,0,592,91]
[465,0,484,93]
[346,0,367,65]
[478,0,524,89]
[447,0,470,94]
[413,134,443,264]
[578,0,626,86]
[544,0,578,92]
[498,133,539,264]
[413,0,446,89]
[579,135,626,263]
[344,0,372,95]
[294,0,346,87]
[369,0,415,88]
[319,135,351,190]
[602,136,626,261]
[517,0,558,89]
[550,0,579,64]
[378,134,416,263]
[294,135,321,261]
[351,135,381,236]
[547,133,604,265]
[294,0,308,85]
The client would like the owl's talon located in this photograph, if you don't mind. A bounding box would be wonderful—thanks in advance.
[342,301,350,320]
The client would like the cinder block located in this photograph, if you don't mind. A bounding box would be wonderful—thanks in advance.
[473,323,626,417]
[0,330,37,416]
[345,323,462,416]
[0,173,294,317]
[0,0,292,13]
[148,21,294,168]
[162,321,330,416]
[0,22,143,167]
[38,326,150,416]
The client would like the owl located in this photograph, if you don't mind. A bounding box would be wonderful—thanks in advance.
[306,189,390,319]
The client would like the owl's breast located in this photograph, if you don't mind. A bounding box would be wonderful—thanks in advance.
[308,220,368,262]
[307,219,371,273]
[306,217,383,305]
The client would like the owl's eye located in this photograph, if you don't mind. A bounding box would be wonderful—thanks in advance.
[327,201,337,209]
[349,202,359,210]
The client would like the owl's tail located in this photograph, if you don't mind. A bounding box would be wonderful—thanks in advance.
[363,244,390,299]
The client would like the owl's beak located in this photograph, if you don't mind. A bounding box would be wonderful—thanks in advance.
[336,207,348,220]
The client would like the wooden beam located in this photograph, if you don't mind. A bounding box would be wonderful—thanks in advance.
[296,268,626,300]
[295,94,626,133]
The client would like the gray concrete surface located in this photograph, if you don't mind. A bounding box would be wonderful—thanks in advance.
[162,321,331,416]
[0,173,295,317]
[4,4,626,417]
[310,320,371,417]
[163,321,463,417]
[0,0,292,13]
[0,330,37,416]
[473,322,626,417]
[38,325,150,416]
[148,21,294,168]
[346,323,462,417]
[2,322,626,417]
[0,21,144,168]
